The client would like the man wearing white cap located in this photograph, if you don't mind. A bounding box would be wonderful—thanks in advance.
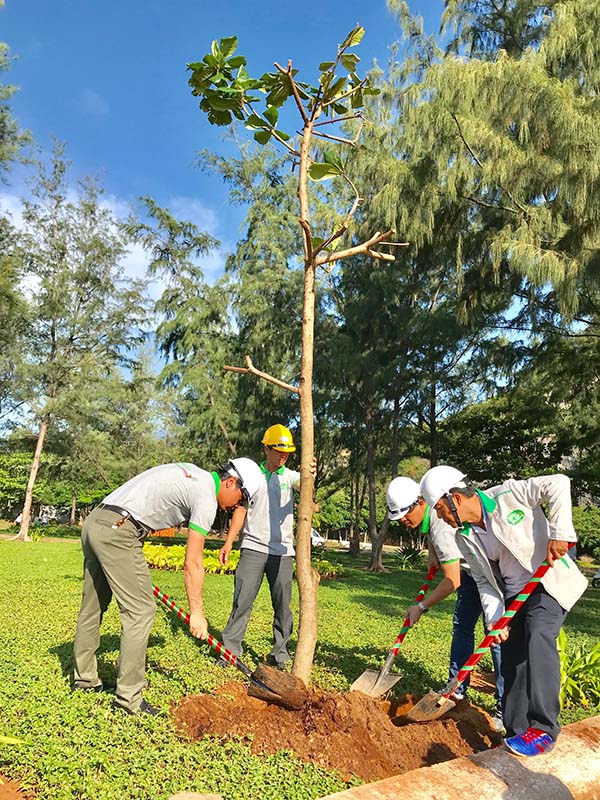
[72,458,262,715]
[420,465,587,757]
[386,475,504,729]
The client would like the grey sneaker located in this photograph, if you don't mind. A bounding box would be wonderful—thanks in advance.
[492,709,505,732]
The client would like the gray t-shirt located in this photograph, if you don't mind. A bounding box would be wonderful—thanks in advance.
[102,463,218,534]
[241,463,300,556]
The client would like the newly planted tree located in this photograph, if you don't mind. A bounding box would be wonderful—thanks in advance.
[188,27,406,681]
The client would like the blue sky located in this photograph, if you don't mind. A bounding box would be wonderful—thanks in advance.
[1,0,443,283]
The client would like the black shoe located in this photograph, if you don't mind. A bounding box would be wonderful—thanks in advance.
[112,699,162,717]
[71,683,104,694]
[265,655,289,670]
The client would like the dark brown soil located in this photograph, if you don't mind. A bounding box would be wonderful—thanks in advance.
[172,682,502,783]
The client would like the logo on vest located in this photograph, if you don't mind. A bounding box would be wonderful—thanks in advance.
[507,509,525,525]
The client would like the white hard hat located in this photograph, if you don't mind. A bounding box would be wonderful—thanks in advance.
[420,466,467,508]
[226,457,263,504]
[386,477,420,520]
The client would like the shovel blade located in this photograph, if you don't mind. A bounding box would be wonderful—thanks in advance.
[400,689,456,723]
[350,669,403,698]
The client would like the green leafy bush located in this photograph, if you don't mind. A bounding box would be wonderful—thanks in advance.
[558,629,600,708]
[572,506,600,561]
[394,545,427,570]
[312,559,345,580]
[143,543,240,574]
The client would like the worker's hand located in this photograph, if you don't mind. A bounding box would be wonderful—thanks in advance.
[189,611,208,640]
[546,539,570,567]
[489,626,510,645]
[406,604,423,627]
[219,542,232,566]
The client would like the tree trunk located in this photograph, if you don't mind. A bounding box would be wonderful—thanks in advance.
[369,515,389,572]
[16,416,49,541]
[292,117,320,685]
[349,472,365,557]
[70,484,77,526]
[366,405,386,572]
[429,363,437,467]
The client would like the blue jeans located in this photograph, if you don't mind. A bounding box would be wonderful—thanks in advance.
[449,569,504,707]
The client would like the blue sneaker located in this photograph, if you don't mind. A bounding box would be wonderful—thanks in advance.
[504,727,555,757]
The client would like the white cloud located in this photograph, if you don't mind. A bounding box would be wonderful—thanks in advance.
[168,195,220,235]
[81,88,110,117]
[1,187,230,294]
[0,191,24,227]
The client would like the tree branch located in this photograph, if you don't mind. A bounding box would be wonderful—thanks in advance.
[274,61,309,123]
[315,230,408,267]
[223,355,299,395]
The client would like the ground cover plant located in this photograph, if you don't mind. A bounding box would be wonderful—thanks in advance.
[0,538,598,800]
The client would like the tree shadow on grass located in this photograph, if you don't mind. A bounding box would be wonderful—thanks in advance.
[49,632,165,684]
[313,638,439,699]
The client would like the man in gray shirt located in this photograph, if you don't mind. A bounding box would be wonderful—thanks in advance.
[218,424,314,668]
[72,458,262,715]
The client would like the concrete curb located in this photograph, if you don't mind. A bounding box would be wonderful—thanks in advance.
[319,714,600,799]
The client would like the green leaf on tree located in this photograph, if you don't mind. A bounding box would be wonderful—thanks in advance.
[254,129,272,145]
[340,53,360,71]
[308,162,343,181]
[219,36,238,59]
[341,25,365,49]
[264,106,279,126]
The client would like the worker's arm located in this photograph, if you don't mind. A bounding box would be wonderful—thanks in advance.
[219,505,247,566]
[406,559,461,627]
[184,530,207,639]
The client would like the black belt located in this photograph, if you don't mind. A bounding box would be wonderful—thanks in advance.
[99,504,153,540]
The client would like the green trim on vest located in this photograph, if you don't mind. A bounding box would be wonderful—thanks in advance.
[210,471,221,496]
[476,488,497,514]
[421,504,431,535]
[260,460,285,476]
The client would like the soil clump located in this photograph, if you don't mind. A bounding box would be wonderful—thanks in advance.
[173,681,502,782]
[0,777,28,800]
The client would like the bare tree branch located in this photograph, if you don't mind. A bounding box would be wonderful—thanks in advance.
[223,355,299,395]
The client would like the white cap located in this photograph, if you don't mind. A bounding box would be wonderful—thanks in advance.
[386,477,420,520]
[420,466,467,508]
[226,457,263,503]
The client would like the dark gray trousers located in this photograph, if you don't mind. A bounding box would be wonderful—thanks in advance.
[222,549,294,664]
[73,507,156,712]
[501,584,567,740]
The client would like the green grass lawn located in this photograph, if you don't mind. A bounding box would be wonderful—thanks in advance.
[1,539,598,800]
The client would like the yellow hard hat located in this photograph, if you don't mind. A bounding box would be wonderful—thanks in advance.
[261,423,296,452]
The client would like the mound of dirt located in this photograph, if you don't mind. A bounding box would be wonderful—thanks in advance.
[0,777,28,800]
[172,683,502,782]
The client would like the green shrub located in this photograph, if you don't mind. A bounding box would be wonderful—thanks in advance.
[572,505,600,560]
[558,628,600,708]
[394,545,427,570]
[312,559,345,580]
[143,543,240,574]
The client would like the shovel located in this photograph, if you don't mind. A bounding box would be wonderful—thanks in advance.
[402,547,575,723]
[350,565,438,697]
[152,585,308,710]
